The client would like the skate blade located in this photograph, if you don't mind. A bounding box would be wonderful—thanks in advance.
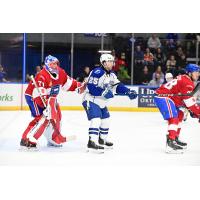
[47,145,63,148]
[101,145,113,150]
[19,146,39,152]
[86,148,104,154]
[176,145,187,150]
[165,147,184,154]
[47,143,63,148]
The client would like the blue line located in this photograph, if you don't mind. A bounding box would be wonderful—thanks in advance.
[22,33,26,84]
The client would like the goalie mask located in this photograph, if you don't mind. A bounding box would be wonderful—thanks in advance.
[44,55,59,79]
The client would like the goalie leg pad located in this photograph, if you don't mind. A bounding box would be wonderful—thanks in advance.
[48,97,57,120]
[51,103,66,144]
[26,117,49,143]
[44,97,58,120]
[22,115,42,140]
[44,123,63,146]
[44,103,66,144]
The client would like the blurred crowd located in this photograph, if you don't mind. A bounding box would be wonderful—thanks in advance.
[76,33,199,88]
[0,65,9,83]
[1,33,199,87]
[132,33,198,86]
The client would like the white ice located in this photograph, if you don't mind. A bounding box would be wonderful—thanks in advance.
[0,110,200,166]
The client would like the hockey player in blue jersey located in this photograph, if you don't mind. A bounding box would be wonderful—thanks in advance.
[82,53,137,152]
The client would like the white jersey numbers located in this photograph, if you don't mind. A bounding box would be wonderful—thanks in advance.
[164,79,178,90]
[88,76,98,85]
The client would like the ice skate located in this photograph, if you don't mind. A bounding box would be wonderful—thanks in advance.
[87,137,104,153]
[166,136,184,154]
[19,138,38,151]
[98,136,113,149]
[175,137,187,149]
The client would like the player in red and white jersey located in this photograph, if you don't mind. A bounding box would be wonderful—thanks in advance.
[20,55,85,149]
[154,64,200,153]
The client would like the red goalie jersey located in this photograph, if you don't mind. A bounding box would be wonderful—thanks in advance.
[25,66,81,108]
[156,74,200,117]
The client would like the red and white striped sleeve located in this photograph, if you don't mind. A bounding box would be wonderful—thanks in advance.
[62,75,81,92]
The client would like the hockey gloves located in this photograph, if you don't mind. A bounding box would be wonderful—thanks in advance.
[125,90,137,100]
[189,110,195,118]
[76,81,87,94]
[50,85,60,96]
[102,89,114,99]
[189,110,200,122]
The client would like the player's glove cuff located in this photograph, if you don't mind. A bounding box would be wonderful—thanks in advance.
[125,90,137,100]
[102,89,114,99]
[189,110,200,120]
[76,82,87,94]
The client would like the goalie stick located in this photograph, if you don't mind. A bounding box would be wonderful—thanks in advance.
[30,75,76,142]
[83,80,200,97]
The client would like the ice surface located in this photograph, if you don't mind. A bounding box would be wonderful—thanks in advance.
[0,110,200,166]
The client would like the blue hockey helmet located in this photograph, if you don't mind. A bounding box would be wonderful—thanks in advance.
[185,63,200,73]
[44,55,59,77]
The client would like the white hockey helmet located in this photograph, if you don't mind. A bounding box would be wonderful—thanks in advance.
[165,73,173,82]
[165,73,173,79]
[100,54,114,65]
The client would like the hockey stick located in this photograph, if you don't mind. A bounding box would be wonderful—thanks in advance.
[115,82,200,97]
[155,82,200,97]
[30,75,76,142]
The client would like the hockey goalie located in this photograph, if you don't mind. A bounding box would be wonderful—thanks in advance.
[20,55,85,149]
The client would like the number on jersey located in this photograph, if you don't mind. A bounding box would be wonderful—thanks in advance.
[164,79,178,90]
[88,76,98,85]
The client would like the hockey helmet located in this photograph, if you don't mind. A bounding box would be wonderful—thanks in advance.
[185,63,200,73]
[100,54,114,65]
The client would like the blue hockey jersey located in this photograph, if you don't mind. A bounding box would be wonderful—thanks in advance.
[83,67,129,108]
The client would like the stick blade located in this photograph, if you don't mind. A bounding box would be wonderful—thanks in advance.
[66,135,77,142]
